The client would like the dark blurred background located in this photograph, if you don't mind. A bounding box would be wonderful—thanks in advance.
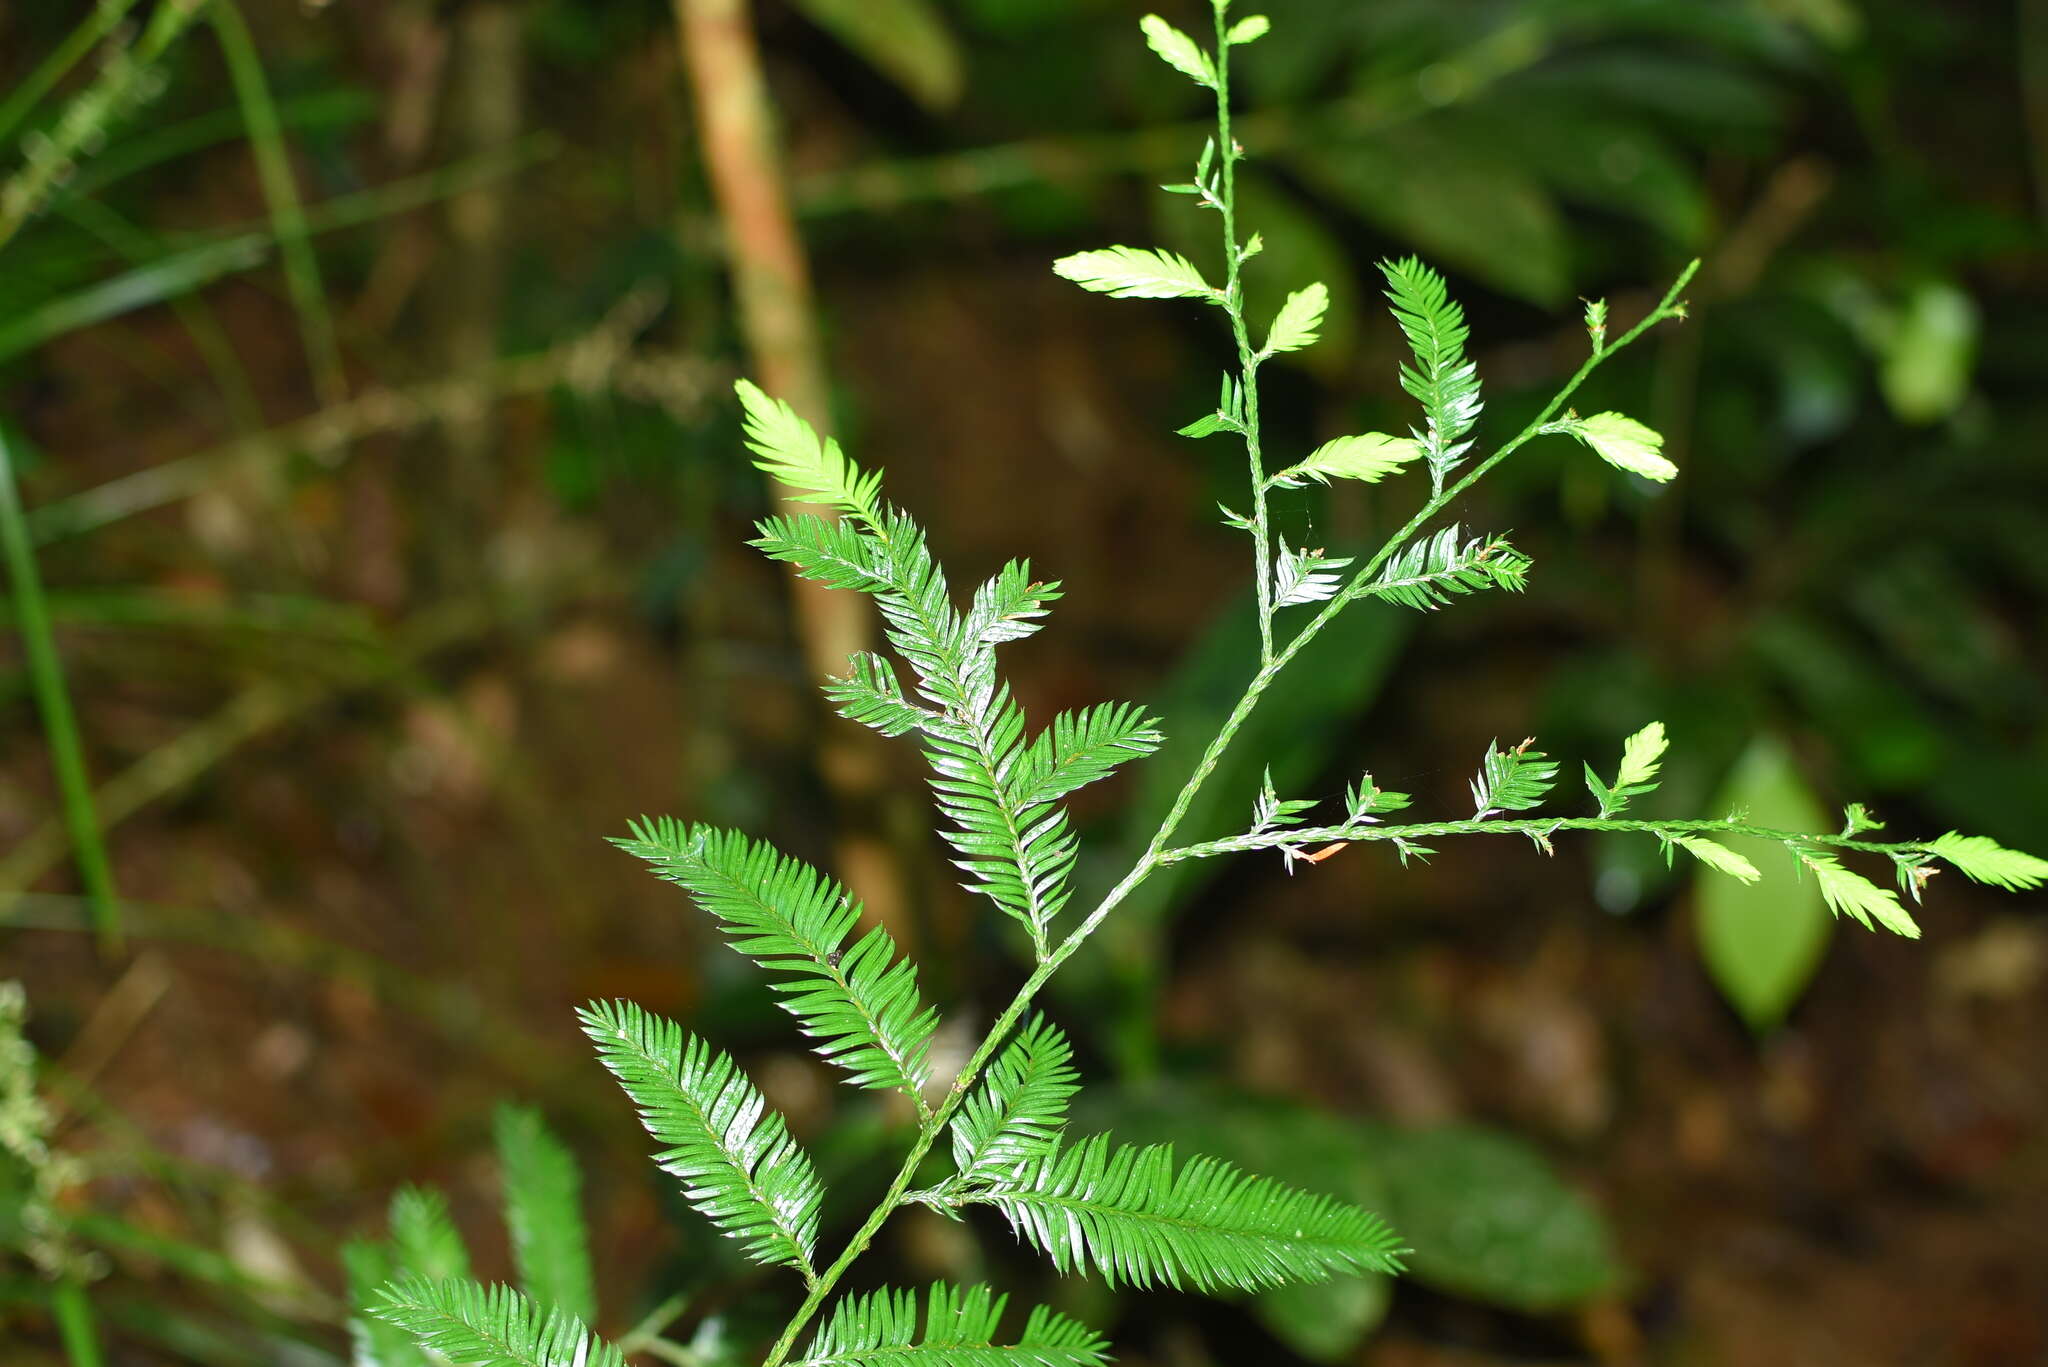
[3,0,2045,1363]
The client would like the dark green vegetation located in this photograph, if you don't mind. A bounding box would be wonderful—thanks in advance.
[4,1,2046,1364]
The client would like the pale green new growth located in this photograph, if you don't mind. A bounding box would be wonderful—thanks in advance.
[1586,719,1667,815]
[1616,722,1668,791]
[1671,834,1761,885]
[1262,281,1328,356]
[1270,432,1420,488]
[1798,852,1921,938]
[373,1277,626,1367]
[1139,14,1217,89]
[1224,14,1270,45]
[1927,831,2048,889]
[1051,246,1217,301]
[1568,412,1677,482]
[737,378,885,527]
[366,10,2045,1367]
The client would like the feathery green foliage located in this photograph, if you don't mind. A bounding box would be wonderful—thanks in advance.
[1378,256,1482,492]
[389,1186,471,1284]
[794,1283,1108,1367]
[1797,851,1921,938]
[1470,739,1559,818]
[1669,834,1761,885]
[1363,524,1529,611]
[963,1132,1407,1293]
[373,1277,626,1367]
[1269,432,1421,488]
[1926,831,2048,889]
[615,819,937,1100]
[339,11,2045,1367]
[1262,282,1328,357]
[1051,246,1217,301]
[493,1105,597,1326]
[578,1000,822,1274]
[948,1016,1080,1185]
[1585,719,1667,816]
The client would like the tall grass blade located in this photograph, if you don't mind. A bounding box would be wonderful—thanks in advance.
[0,431,121,955]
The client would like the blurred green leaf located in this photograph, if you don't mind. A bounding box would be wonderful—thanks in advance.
[1695,736,1832,1032]
[1287,119,1569,304]
[1362,1123,1621,1311]
[1877,280,1977,423]
[0,235,268,361]
[792,0,965,110]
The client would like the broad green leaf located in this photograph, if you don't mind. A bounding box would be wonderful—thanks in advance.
[1695,738,1831,1032]
[1138,15,1216,88]
[1288,122,1570,305]
[1262,281,1327,355]
[1365,1124,1619,1311]
[1052,246,1216,300]
[1926,831,2048,890]
[1568,412,1677,482]
[791,0,964,110]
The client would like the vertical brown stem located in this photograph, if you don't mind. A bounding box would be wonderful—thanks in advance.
[674,0,912,939]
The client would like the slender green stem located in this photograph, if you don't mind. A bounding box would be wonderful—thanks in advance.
[1211,7,1274,666]
[210,0,346,407]
[616,1292,692,1356]
[0,432,122,956]
[1159,816,1930,865]
[50,1277,105,1367]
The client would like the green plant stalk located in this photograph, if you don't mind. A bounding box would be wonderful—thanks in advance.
[0,0,211,252]
[1158,817,1938,864]
[750,35,1697,1367]
[0,0,146,148]
[1210,6,1274,666]
[50,1277,105,1367]
[209,0,346,407]
[0,432,121,956]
